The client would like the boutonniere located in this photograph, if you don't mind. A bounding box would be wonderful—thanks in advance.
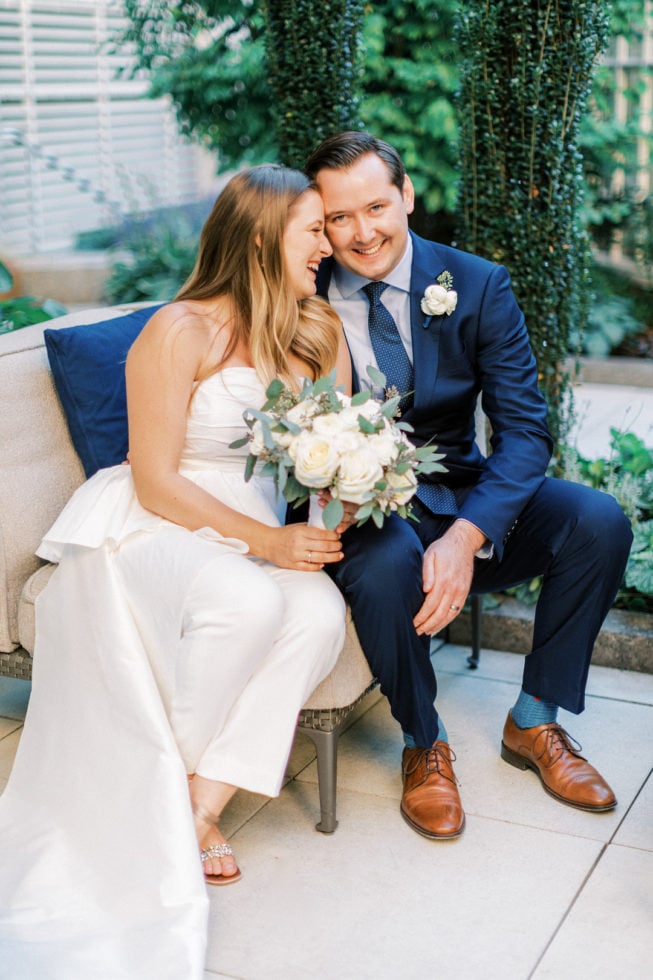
[421,270,458,317]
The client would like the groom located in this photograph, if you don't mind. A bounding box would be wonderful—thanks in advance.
[305,131,633,839]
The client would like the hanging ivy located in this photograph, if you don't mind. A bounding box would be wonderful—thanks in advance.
[262,0,364,168]
[455,0,610,453]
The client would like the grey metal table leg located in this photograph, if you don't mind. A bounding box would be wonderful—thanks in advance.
[467,593,482,669]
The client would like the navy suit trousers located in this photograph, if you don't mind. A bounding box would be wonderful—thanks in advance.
[325,477,632,748]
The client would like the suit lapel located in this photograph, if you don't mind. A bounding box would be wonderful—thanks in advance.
[409,234,447,410]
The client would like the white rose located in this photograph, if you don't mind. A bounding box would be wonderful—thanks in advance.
[354,398,384,423]
[329,406,367,432]
[312,412,352,438]
[292,430,340,488]
[367,429,400,466]
[386,467,418,505]
[312,415,367,456]
[249,419,266,456]
[272,426,296,449]
[335,449,384,503]
[286,398,320,427]
[421,284,458,316]
[336,430,367,454]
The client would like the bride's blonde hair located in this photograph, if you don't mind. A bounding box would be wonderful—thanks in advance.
[176,164,340,388]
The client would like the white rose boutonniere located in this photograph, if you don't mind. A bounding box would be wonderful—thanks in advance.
[421,270,458,316]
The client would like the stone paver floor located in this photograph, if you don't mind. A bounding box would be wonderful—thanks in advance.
[1,643,651,979]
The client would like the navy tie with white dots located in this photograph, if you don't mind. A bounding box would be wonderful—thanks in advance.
[362,280,457,516]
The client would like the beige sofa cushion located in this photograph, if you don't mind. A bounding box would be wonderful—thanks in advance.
[302,608,373,710]
[0,306,138,653]
[17,564,57,655]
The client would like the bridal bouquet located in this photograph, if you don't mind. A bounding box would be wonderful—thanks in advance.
[230,367,446,530]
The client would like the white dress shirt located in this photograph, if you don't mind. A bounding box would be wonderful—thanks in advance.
[327,238,414,390]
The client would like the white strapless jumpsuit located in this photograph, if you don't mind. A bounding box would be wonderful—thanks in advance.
[0,366,345,980]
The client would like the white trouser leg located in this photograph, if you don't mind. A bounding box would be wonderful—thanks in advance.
[194,564,345,796]
[116,528,345,797]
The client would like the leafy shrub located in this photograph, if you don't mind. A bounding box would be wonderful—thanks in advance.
[73,198,215,305]
[94,205,212,304]
[562,430,653,611]
[104,220,198,304]
[569,261,652,358]
[500,429,653,613]
[0,261,67,334]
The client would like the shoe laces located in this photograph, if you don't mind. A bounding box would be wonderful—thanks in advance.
[405,743,459,785]
[532,724,584,768]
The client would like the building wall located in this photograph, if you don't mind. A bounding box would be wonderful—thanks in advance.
[0,0,216,256]
[599,3,653,277]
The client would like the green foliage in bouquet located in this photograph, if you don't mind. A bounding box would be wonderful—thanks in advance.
[230,368,446,531]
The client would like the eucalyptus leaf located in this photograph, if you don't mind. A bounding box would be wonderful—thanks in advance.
[244,454,257,482]
[312,370,337,396]
[351,390,372,406]
[366,365,386,389]
[355,502,374,520]
[381,397,400,418]
[358,416,378,434]
[283,473,306,502]
[265,378,285,400]
[229,435,250,449]
[322,497,344,530]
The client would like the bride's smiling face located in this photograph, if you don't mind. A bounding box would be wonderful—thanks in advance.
[282,190,332,300]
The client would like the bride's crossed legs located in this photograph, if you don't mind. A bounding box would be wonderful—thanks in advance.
[116,527,345,882]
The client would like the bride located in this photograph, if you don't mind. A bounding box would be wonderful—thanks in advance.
[0,165,351,978]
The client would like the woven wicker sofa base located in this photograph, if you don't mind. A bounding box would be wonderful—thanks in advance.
[0,648,33,681]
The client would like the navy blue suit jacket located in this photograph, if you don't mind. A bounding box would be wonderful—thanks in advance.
[317,231,553,558]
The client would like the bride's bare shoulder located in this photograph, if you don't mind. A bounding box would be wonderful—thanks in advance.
[131,298,231,356]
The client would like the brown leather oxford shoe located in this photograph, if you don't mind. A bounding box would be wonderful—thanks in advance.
[400,740,465,839]
[501,712,617,812]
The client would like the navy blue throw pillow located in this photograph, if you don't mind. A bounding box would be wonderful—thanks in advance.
[44,305,162,477]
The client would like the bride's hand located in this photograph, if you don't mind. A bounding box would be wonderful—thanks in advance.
[265,524,344,571]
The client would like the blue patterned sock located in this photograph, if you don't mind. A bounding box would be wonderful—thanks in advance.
[511,689,558,729]
[403,719,448,748]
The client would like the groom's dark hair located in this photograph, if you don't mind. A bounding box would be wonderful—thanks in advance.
[305,131,406,192]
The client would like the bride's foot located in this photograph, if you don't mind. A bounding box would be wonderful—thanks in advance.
[193,803,242,886]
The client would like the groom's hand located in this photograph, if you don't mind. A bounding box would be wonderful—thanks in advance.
[413,520,485,636]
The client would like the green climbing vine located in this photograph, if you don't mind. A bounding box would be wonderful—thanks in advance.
[456,0,610,453]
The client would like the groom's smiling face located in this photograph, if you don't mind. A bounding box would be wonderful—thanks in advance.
[314,152,414,283]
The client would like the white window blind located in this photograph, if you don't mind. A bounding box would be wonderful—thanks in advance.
[0,0,214,255]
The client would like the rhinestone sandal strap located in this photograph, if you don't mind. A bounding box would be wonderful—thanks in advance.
[201,842,234,862]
